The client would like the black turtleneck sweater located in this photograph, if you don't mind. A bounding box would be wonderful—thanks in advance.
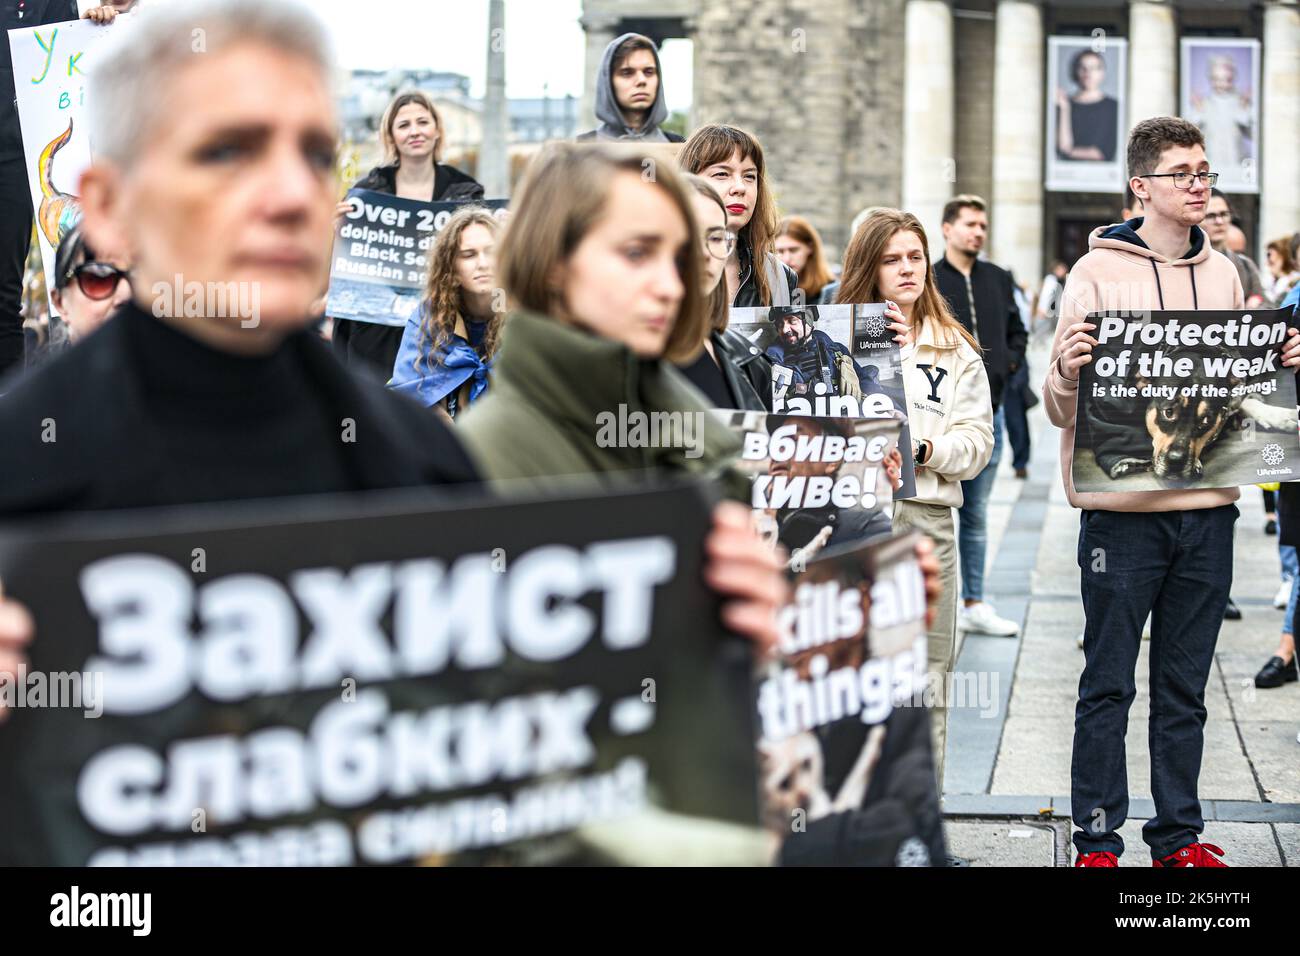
[0,302,480,516]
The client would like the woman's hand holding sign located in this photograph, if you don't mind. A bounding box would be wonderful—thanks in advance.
[1056,321,1098,382]
[706,501,788,655]
[885,300,912,347]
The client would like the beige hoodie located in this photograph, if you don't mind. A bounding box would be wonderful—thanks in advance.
[899,318,994,508]
[1042,220,1245,512]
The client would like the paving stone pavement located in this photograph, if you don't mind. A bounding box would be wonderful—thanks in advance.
[939,340,1298,866]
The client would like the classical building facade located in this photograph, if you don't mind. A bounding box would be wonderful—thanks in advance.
[581,0,1300,286]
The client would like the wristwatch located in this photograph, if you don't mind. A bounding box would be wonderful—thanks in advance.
[913,439,928,466]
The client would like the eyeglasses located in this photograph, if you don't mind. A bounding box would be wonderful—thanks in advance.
[704,227,736,260]
[1138,171,1219,189]
[1204,211,1232,223]
[65,261,130,300]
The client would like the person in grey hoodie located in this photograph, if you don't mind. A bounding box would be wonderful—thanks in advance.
[577,33,684,143]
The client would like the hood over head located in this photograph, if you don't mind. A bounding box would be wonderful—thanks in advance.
[592,32,671,142]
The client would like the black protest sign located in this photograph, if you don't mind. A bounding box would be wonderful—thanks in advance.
[1073,308,1300,492]
[757,531,944,866]
[0,483,762,866]
[326,190,508,327]
[714,410,906,565]
[728,303,917,497]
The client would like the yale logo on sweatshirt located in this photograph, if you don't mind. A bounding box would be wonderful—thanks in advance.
[914,364,949,406]
[49,886,152,936]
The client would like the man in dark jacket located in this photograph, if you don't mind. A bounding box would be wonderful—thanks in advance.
[0,0,80,376]
[577,33,684,143]
[934,194,1026,638]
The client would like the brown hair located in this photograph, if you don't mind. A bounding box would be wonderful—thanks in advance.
[1267,237,1297,275]
[497,142,707,364]
[836,208,979,352]
[942,194,986,226]
[777,215,833,302]
[678,124,779,306]
[410,205,504,380]
[1126,116,1204,180]
[611,34,658,71]
[681,172,730,335]
[379,91,444,165]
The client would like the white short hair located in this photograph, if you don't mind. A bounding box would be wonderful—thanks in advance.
[88,0,336,166]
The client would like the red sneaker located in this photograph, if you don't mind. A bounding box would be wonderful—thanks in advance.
[1075,851,1119,867]
[1153,843,1228,867]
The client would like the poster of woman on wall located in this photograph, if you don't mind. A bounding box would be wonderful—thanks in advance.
[1181,38,1260,194]
[1045,36,1128,193]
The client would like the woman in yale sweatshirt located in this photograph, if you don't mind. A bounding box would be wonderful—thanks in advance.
[835,208,994,788]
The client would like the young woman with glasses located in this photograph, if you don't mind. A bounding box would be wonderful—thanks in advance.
[676,173,773,410]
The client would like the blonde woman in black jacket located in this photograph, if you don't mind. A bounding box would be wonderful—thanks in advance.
[332,91,484,376]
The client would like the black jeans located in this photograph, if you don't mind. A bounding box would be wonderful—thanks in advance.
[1072,504,1237,859]
[0,155,33,376]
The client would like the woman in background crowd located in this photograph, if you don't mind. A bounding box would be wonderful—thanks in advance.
[332,90,484,377]
[836,207,993,791]
[677,173,772,411]
[679,125,797,308]
[776,215,834,305]
[388,205,501,420]
[49,224,131,347]
[1264,237,1300,305]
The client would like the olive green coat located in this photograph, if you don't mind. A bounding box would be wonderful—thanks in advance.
[458,311,744,497]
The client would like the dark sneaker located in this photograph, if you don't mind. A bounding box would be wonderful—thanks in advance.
[1224,598,1242,621]
[1153,843,1227,867]
[1075,851,1119,867]
[1255,656,1298,688]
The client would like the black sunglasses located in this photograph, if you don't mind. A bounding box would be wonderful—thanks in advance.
[65,261,130,301]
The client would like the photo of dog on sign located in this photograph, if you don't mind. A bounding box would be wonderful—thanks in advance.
[1072,309,1300,493]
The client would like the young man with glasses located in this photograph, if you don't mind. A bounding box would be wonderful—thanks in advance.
[1043,116,1300,868]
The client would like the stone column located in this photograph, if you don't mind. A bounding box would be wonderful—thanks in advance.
[1260,0,1300,254]
[901,0,955,255]
[479,0,509,198]
[579,15,620,134]
[990,0,1044,286]
[1128,1,1177,128]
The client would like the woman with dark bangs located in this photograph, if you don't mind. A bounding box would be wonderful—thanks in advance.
[679,125,798,309]
[388,205,502,420]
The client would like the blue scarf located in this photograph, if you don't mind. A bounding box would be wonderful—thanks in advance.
[387,308,492,409]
